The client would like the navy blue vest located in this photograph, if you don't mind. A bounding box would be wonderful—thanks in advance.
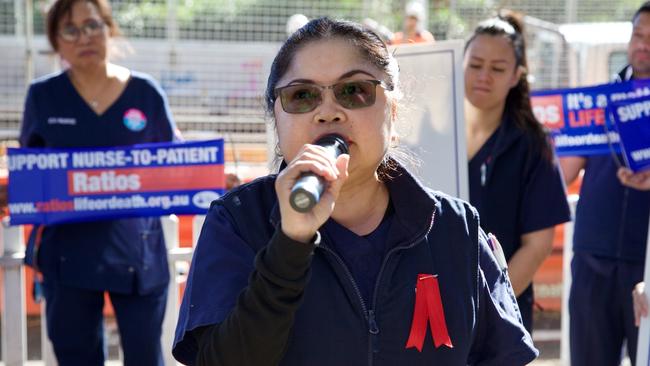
[173,165,537,365]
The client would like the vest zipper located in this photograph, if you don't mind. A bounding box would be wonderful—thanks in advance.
[319,245,376,366]
[320,209,436,366]
[319,246,368,315]
[367,209,437,365]
[368,309,380,353]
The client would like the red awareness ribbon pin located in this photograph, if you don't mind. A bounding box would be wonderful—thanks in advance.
[405,273,453,352]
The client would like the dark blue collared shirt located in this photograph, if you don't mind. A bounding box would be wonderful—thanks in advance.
[573,65,650,262]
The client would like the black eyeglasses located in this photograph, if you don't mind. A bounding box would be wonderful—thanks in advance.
[59,19,106,43]
[274,79,391,114]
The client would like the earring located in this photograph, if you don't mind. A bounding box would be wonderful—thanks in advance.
[390,134,399,147]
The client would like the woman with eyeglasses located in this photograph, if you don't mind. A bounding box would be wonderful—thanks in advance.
[463,12,570,333]
[19,0,177,365]
[173,17,537,366]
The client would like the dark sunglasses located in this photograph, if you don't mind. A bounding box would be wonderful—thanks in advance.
[274,79,391,114]
[59,19,105,43]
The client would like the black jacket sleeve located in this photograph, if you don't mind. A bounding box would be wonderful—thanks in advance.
[192,227,318,366]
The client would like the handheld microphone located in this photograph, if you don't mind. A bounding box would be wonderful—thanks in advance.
[290,134,349,213]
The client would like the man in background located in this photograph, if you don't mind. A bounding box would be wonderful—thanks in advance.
[561,3,650,365]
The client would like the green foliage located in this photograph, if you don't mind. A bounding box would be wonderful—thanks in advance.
[428,7,468,40]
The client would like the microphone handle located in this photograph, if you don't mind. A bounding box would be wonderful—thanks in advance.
[290,173,324,212]
[288,135,348,213]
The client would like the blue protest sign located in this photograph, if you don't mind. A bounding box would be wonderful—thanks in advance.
[531,79,650,156]
[8,139,225,225]
[608,97,650,172]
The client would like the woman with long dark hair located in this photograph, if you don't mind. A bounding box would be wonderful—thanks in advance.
[463,12,571,332]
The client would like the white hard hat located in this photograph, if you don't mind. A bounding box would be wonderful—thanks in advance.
[286,14,309,36]
[405,1,425,20]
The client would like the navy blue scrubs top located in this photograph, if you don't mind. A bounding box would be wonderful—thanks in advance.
[573,65,650,262]
[20,70,177,294]
[468,117,570,262]
[468,116,570,326]
[573,154,650,262]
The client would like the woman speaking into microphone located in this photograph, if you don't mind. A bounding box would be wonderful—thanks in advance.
[173,17,536,366]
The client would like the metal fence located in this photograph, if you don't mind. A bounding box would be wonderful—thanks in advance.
[0,0,643,145]
[0,215,200,365]
[0,0,643,363]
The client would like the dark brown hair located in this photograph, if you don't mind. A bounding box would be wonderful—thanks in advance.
[46,0,120,51]
[465,11,552,160]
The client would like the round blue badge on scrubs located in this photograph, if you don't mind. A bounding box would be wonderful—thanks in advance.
[123,108,147,131]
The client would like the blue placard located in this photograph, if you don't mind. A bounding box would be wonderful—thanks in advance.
[608,97,650,172]
[8,139,225,225]
[531,79,650,156]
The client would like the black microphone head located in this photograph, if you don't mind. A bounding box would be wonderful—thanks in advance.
[314,134,349,156]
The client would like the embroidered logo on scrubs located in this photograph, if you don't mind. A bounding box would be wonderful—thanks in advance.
[123,108,147,132]
[405,274,453,352]
[47,117,77,125]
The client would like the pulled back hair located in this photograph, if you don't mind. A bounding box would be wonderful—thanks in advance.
[46,0,121,51]
[465,11,552,160]
[265,17,399,114]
